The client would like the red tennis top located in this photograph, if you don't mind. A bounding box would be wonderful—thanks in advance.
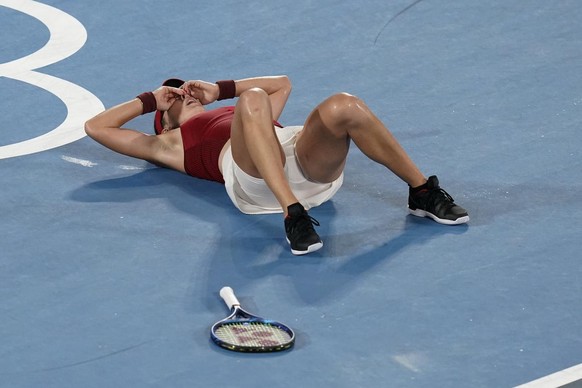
[180,106,234,183]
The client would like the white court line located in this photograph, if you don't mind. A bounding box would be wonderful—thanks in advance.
[61,155,97,167]
[0,0,104,159]
[0,0,85,71]
[515,363,582,388]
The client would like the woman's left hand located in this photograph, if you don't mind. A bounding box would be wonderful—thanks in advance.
[182,80,219,105]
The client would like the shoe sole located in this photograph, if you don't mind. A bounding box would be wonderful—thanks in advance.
[286,238,323,255]
[408,208,470,225]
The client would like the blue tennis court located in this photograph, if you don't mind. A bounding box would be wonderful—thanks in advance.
[2,1,581,387]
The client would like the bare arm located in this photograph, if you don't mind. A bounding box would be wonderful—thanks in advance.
[233,76,291,121]
[183,75,292,121]
[84,87,186,170]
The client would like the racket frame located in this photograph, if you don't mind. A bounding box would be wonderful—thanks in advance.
[210,287,295,352]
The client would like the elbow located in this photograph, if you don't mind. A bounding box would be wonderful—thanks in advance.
[84,119,100,141]
[84,120,94,139]
[281,75,292,92]
[279,75,292,97]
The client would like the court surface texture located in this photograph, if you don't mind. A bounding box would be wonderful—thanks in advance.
[1,1,582,387]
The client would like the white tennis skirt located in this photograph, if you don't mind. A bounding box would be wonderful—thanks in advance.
[221,126,343,214]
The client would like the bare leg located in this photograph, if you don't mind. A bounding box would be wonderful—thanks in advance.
[229,88,299,216]
[295,93,426,188]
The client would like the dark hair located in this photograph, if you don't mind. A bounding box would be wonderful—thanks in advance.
[153,78,185,134]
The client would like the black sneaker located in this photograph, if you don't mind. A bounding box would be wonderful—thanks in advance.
[284,203,323,255]
[408,176,469,225]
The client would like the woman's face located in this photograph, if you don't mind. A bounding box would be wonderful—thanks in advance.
[163,94,205,131]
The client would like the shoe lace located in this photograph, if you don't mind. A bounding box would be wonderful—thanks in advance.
[426,188,456,209]
[288,213,320,236]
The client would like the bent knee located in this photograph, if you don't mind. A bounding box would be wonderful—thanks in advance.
[320,92,366,126]
[238,87,270,109]
[328,92,360,106]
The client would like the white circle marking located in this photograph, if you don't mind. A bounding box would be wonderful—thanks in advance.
[0,0,104,159]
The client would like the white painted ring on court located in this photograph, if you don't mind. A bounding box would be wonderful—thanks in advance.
[0,0,104,159]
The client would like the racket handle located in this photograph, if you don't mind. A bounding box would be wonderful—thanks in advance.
[219,286,240,309]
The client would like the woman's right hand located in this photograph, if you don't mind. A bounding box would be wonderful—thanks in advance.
[153,86,186,111]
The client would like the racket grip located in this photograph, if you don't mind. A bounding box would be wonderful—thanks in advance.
[219,286,240,309]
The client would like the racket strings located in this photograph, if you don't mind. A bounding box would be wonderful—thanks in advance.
[215,322,292,348]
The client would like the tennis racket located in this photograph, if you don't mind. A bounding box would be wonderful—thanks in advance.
[210,286,295,352]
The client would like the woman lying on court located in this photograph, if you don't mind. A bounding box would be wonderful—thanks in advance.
[84,75,469,255]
